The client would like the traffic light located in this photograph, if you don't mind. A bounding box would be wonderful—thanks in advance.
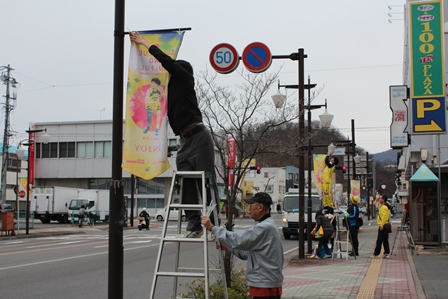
[249,166,261,174]
[341,165,347,174]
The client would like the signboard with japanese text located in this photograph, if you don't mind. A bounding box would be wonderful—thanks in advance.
[409,0,446,134]
[389,85,409,148]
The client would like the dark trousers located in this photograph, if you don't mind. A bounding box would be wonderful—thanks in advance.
[349,225,359,254]
[177,129,220,231]
[316,229,334,256]
[374,228,390,256]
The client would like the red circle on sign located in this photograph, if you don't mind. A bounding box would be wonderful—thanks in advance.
[242,42,272,73]
[209,43,239,74]
[19,190,26,198]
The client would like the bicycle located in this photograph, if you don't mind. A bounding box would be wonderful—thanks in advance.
[79,212,95,228]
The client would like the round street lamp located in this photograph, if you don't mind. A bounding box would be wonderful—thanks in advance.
[319,109,334,129]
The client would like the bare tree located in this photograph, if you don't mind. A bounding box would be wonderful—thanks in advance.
[195,68,297,286]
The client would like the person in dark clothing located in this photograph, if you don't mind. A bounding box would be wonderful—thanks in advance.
[130,32,219,238]
[312,210,334,258]
[346,195,360,256]
[139,207,150,230]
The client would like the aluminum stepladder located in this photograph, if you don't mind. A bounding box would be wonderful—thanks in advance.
[391,211,417,256]
[149,171,228,299]
[332,215,356,260]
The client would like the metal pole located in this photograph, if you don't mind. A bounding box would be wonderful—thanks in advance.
[1,65,12,205]
[352,119,356,181]
[130,174,135,227]
[25,136,30,235]
[298,48,306,259]
[109,0,125,298]
[366,152,370,220]
[15,155,19,234]
[306,76,312,254]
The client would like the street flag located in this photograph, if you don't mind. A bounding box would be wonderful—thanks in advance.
[123,30,185,180]
[313,154,326,196]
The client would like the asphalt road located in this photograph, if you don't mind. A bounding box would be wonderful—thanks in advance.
[0,216,298,298]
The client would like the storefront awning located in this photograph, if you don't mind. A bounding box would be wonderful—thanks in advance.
[410,163,439,182]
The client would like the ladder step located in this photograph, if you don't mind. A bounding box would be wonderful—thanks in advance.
[174,171,208,178]
[163,236,208,243]
[157,271,206,278]
[169,204,204,209]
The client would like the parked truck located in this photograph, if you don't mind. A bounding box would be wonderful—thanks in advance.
[282,189,322,240]
[33,187,81,224]
[67,189,109,223]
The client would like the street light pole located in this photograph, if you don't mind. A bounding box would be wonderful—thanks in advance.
[366,151,370,220]
[297,48,306,259]
[23,128,48,235]
[306,80,332,253]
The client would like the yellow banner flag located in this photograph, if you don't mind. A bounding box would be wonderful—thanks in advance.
[123,31,185,180]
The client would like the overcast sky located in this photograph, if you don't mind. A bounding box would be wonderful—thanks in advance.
[0,0,405,154]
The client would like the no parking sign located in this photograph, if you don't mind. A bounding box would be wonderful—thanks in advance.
[242,42,272,73]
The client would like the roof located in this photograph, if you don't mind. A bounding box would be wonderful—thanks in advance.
[410,163,439,182]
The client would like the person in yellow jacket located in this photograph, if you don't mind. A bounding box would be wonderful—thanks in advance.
[372,195,392,258]
[322,152,339,209]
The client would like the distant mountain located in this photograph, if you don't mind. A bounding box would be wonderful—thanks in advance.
[373,149,400,164]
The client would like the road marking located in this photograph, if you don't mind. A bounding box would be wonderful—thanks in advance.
[27,240,87,248]
[0,243,158,271]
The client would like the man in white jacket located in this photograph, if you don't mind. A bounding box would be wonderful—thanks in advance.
[202,192,284,299]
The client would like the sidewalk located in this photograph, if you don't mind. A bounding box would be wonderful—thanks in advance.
[281,217,426,299]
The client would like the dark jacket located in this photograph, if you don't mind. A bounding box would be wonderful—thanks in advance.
[148,45,202,135]
[316,214,334,231]
[347,204,359,227]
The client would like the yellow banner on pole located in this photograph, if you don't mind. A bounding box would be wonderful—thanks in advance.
[123,31,185,180]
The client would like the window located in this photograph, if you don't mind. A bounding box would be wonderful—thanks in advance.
[49,142,58,158]
[59,142,76,158]
[94,141,112,158]
[136,178,165,194]
[77,142,94,158]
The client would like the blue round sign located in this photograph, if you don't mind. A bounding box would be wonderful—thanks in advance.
[242,42,272,73]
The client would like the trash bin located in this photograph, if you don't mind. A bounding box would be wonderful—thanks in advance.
[1,212,15,236]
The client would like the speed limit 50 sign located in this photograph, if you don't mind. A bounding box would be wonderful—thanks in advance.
[209,43,239,74]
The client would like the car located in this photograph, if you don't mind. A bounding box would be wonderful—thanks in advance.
[155,207,187,222]
[1,204,14,212]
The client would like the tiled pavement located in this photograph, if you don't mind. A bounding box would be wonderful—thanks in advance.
[281,218,425,299]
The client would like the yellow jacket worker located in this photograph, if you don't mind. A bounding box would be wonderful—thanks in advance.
[322,152,339,209]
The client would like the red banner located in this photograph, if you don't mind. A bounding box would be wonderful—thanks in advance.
[227,136,237,186]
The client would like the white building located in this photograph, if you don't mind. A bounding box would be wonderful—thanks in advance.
[3,120,225,217]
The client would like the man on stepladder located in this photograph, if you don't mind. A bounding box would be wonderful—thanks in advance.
[130,32,219,238]
[202,192,284,299]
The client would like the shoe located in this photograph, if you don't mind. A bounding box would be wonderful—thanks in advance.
[383,254,390,259]
[184,229,204,238]
[308,254,316,259]
[349,252,359,256]
[325,254,332,258]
